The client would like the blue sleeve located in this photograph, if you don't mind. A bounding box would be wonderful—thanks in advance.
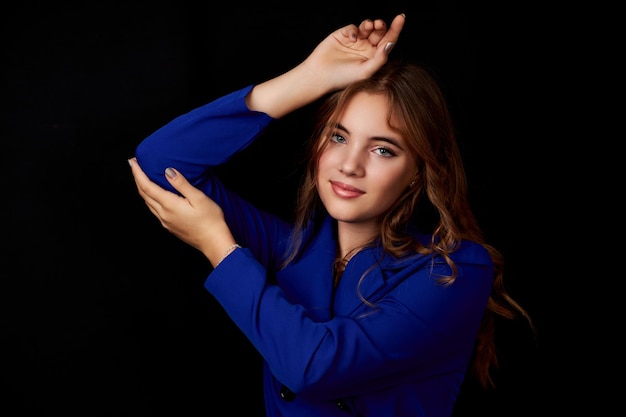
[134,85,287,267]
[135,85,273,193]
[207,242,493,400]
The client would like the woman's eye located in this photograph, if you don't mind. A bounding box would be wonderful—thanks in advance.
[330,133,346,144]
[374,147,397,157]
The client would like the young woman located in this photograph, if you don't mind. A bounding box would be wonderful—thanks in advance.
[129,13,532,417]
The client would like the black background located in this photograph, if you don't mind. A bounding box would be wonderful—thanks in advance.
[2,1,563,415]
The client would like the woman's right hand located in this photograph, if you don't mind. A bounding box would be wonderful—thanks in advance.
[245,14,405,119]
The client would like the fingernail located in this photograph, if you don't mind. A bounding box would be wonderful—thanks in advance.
[127,158,134,167]
[165,167,177,179]
[384,42,395,53]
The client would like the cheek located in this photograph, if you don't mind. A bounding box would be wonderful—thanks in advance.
[317,151,333,176]
[375,167,411,198]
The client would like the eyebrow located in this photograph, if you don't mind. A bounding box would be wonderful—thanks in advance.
[336,123,404,149]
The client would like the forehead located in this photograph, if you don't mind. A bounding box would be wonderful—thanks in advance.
[338,92,402,137]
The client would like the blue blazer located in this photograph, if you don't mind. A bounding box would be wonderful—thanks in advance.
[135,85,494,417]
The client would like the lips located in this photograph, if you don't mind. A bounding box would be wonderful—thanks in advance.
[330,180,365,198]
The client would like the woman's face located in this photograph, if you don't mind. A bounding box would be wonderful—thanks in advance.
[317,92,416,228]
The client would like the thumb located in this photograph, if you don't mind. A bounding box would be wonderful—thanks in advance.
[164,167,198,199]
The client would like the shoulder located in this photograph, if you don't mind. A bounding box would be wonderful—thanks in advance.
[409,231,492,268]
[451,239,493,268]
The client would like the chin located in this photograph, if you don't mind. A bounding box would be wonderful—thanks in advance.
[327,210,365,224]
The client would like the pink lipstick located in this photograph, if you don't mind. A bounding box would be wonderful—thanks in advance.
[330,181,365,198]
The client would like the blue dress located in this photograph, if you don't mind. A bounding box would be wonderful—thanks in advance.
[135,85,494,417]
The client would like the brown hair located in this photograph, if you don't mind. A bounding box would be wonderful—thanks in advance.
[284,60,533,389]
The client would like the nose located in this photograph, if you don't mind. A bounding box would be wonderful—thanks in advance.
[339,148,365,177]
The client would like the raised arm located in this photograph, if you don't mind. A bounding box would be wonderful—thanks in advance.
[130,14,406,269]
[246,14,405,119]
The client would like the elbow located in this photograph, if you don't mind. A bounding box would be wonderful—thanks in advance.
[134,141,177,193]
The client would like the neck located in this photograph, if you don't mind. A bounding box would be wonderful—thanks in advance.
[336,220,380,260]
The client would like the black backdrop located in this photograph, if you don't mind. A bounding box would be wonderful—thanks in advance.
[2,1,557,415]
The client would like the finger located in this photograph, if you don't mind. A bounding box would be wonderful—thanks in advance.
[128,158,159,204]
[144,200,162,221]
[129,158,170,199]
[338,23,359,43]
[162,167,205,206]
[128,157,178,212]
[350,14,404,76]
[381,13,405,46]
[370,13,405,62]
[357,19,375,37]
[364,18,387,45]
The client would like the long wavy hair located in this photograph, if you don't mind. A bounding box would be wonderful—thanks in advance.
[283,60,533,389]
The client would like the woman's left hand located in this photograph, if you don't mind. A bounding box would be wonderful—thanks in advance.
[128,157,236,266]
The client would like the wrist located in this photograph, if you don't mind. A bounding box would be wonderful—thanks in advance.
[214,243,242,267]
[247,64,330,119]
